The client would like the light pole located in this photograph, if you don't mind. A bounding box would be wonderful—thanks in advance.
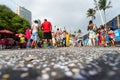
[93,0,104,25]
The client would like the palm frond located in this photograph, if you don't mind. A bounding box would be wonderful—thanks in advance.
[86,8,96,17]
[98,0,112,11]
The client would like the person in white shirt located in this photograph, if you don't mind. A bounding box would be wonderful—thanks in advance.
[31,20,39,48]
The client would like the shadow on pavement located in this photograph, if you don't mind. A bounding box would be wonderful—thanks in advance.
[0,51,120,80]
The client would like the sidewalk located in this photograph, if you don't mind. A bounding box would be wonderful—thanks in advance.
[0,47,120,80]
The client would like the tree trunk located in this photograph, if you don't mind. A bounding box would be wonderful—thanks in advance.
[104,10,106,28]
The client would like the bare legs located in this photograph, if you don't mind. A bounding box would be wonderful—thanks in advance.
[111,39,115,46]
[31,40,37,48]
[91,38,95,46]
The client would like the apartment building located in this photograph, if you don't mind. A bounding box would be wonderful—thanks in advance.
[16,6,32,24]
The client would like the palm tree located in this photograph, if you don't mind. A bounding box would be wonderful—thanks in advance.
[86,8,96,21]
[77,29,81,33]
[98,0,112,27]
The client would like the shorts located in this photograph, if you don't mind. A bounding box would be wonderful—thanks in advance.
[43,32,52,39]
[32,32,38,41]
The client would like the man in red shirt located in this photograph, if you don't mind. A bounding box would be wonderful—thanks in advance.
[40,19,52,48]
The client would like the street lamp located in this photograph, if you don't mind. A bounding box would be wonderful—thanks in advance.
[93,0,104,25]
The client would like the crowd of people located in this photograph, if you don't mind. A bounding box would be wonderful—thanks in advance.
[23,19,71,49]
[18,19,116,49]
[20,19,73,49]
[86,20,115,47]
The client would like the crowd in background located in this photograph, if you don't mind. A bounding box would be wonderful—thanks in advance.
[0,18,117,50]
[87,20,115,47]
[17,20,116,49]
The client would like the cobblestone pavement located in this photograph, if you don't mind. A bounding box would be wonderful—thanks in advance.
[0,47,120,80]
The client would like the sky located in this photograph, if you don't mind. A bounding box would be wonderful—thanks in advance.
[0,0,120,34]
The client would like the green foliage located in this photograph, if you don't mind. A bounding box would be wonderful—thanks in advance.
[0,5,30,34]
[98,0,112,11]
[38,29,43,38]
[11,15,30,33]
[0,5,15,30]
[86,8,96,20]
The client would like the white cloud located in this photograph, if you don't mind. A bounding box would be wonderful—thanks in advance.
[0,0,120,34]
[27,0,93,33]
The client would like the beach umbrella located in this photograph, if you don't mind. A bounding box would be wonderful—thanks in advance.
[0,29,13,34]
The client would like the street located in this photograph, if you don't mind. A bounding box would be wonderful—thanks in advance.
[0,47,120,80]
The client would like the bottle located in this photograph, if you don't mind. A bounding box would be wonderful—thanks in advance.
[43,42,46,48]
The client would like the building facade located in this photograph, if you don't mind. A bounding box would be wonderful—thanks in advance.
[16,6,32,24]
[106,14,120,29]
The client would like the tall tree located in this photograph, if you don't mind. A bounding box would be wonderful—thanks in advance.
[0,5,30,33]
[0,5,15,30]
[11,15,29,33]
[98,0,112,27]
[86,8,96,21]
